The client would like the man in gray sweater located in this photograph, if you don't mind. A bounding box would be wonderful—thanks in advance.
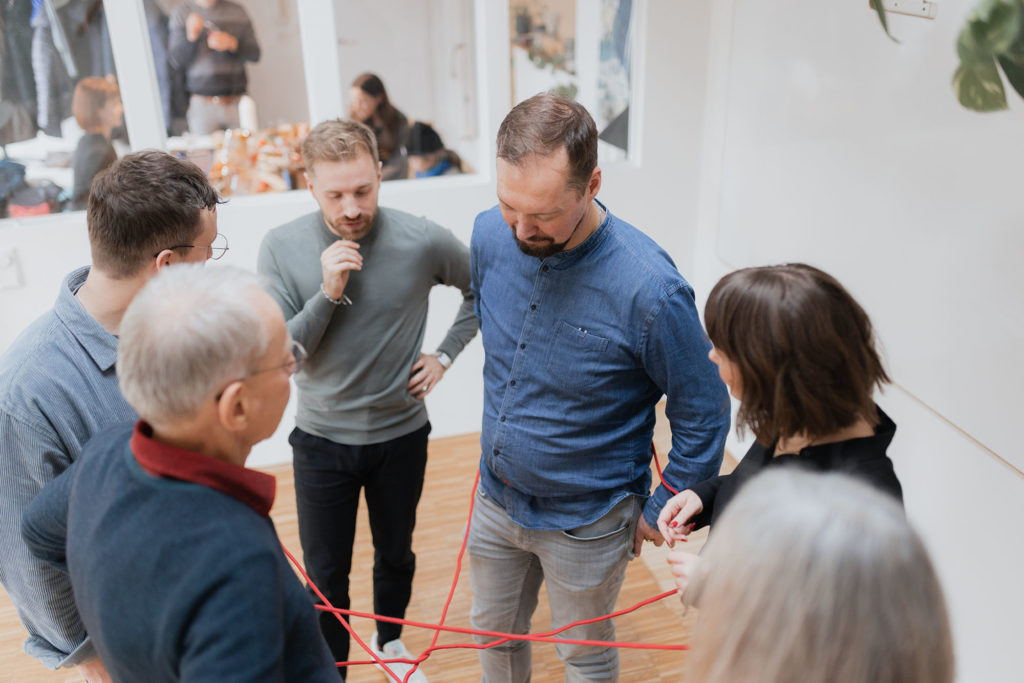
[257,119,476,682]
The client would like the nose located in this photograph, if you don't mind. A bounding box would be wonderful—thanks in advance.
[513,216,538,240]
[340,196,361,218]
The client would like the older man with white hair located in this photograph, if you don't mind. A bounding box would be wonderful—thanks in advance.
[22,265,338,683]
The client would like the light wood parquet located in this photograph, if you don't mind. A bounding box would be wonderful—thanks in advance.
[0,409,732,682]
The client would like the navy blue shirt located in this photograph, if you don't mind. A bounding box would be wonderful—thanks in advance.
[22,423,338,682]
[471,202,730,529]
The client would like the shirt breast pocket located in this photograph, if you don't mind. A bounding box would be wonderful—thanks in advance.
[544,320,610,391]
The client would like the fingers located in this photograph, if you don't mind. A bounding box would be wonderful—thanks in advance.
[665,551,701,596]
[657,490,702,546]
[632,525,645,558]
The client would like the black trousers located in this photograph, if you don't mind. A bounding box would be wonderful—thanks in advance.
[290,422,430,679]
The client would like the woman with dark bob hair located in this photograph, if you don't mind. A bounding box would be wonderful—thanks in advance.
[658,263,903,551]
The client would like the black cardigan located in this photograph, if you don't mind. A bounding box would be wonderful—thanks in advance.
[688,405,903,530]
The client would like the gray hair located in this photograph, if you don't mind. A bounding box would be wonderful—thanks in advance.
[118,264,271,422]
[687,468,954,683]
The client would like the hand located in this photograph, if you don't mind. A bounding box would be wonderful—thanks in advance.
[656,489,702,547]
[185,12,204,42]
[666,550,702,597]
[407,353,446,399]
[632,516,663,558]
[207,30,239,52]
[77,656,112,683]
[319,240,362,301]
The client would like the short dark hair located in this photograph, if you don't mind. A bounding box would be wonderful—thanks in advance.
[87,151,222,279]
[302,118,380,172]
[704,263,890,444]
[496,93,597,195]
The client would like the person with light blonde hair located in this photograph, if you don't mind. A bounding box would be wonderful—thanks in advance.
[683,468,955,683]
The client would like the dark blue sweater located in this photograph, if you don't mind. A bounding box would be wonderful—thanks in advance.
[22,424,338,682]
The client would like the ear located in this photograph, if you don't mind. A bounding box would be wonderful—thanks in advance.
[304,170,313,195]
[154,249,176,272]
[215,381,249,433]
[377,160,383,183]
[586,166,602,201]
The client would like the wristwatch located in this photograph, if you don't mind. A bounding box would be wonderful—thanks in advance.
[435,351,453,369]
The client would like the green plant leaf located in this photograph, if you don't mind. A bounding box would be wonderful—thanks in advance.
[957,0,1022,63]
[997,53,1024,97]
[954,59,1009,110]
[870,0,898,42]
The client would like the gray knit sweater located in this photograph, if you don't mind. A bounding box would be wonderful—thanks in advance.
[258,208,477,445]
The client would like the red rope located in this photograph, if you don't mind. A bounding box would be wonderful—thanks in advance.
[281,456,688,680]
[651,440,679,495]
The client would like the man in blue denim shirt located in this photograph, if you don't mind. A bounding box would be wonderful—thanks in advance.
[468,94,730,681]
[0,152,222,680]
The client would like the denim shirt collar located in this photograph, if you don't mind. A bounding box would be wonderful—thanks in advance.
[542,199,612,270]
[54,266,119,373]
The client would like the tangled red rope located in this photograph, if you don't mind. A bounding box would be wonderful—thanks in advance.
[281,442,686,682]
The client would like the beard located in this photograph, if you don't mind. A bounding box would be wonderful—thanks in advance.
[513,234,571,259]
[326,207,377,241]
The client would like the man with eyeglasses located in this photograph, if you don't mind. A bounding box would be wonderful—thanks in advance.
[258,119,477,682]
[0,150,222,681]
[22,264,338,682]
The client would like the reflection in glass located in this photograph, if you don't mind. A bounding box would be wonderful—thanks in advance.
[508,0,635,159]
[157,0,310,197]
[335,0,479,181]
[1,0,123,218]
[349,72,409,181]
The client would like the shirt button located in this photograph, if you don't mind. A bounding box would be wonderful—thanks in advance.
[542,265,549,272]
[500,416,506,422]
[531,304,537,310]
[493,449,499,455]
[510,380,516,386]
[520,343,526,349]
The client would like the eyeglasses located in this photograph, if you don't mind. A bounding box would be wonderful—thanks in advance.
[214,341,306,400]
[252,340,306,379]
[155,232,229,260]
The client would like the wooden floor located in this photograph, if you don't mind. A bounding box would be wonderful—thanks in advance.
[0,416,721,682]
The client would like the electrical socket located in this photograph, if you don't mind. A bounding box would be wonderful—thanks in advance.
[872,0,938,20]
[0,247,25,291]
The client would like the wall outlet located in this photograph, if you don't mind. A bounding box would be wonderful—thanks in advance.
[871,0,939,20]
[0,247,25,291]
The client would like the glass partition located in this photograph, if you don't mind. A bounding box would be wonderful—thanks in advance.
[1,0,125,218]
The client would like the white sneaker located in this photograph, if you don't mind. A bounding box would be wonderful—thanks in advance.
[369,633,429,683]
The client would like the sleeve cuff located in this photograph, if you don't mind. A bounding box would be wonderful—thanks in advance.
[23,634,96,670]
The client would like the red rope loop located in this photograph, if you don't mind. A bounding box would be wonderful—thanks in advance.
[281,453,688,681]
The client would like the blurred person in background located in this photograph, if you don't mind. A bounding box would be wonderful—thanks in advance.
[349,72,408,181]
[407,121,463,178]
[70,76,121,211]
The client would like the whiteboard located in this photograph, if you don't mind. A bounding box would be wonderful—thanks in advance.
[715,0,1024,468]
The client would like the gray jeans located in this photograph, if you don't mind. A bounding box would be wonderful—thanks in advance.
[467,490,640,682]
[187,94,240,134]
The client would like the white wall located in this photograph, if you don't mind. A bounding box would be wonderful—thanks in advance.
[694,1,1024,680]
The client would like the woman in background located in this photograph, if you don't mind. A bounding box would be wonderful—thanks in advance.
[658,263,903,550]
[349,72,409,181]
[71,76,123,211]
[682,468,955,683]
